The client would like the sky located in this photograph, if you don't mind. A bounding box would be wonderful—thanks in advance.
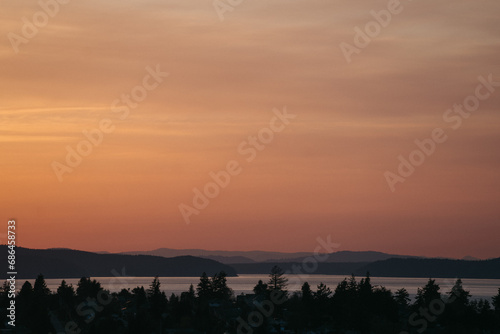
[1,0,499,259]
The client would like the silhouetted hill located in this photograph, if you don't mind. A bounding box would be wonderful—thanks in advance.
[0,246,237,279]
[202,255,255,264]
[118,248,425,263]
[119,248,312,263]
[4,246,496,279]
[232,257,500,278]
[231,262,370,275]
[354,257,500,279]
[270,250,421,263]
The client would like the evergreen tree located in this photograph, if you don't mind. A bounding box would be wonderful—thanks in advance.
[314,282,332,302]
[442,279,473,331]
[357,273,374,332]
[181,284,196,304]
[395,288,411,309]
[415,278,441,307]
[179,284,196,325]
[371,286,399,325]
[359,272,372,296]
[76,277,102,300]
[301,282,313,301]
[471,298,494,330]
[331,277,358,330]
[132,286,148,309]
[17,281,35,330]
[492,288,500,313]
[147,276,161,298]
[18,281,34,302]
[57,280,75,307]
[130,287,153,333]
[211,271,233,300]
[33,274,51,300]
[253,280,268,296]
[358,272,373,307]
[333,278,349,297]
[147,276,167,318]
[268,265,288,293]
[169,292,179,304]
[347,274,358,293]
[32,274,54,333]
[448,278,470,305]
[188,284,195,299]
[196,272,212,299]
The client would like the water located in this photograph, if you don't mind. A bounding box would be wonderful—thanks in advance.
[25,274,500,301]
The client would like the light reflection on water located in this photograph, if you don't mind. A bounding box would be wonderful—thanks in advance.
[31,274,500,301]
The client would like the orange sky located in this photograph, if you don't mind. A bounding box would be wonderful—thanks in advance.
[1,0,499,259]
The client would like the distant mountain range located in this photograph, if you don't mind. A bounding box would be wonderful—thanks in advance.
[116,248,313,263]
[277,250,422,264]
[116,248,421,264]
[3,246,499,280]
[0,246,237,279]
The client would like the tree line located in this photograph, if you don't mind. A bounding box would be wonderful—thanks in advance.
[1,265,500,333]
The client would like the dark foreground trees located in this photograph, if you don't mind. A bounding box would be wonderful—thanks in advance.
[1,270,500,334]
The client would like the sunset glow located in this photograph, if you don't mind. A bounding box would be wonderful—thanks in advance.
[1,0,499,258]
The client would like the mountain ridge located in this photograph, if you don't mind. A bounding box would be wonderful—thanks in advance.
[4,246,498,279]
[0,246,237,279]
[116,248,426,264]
